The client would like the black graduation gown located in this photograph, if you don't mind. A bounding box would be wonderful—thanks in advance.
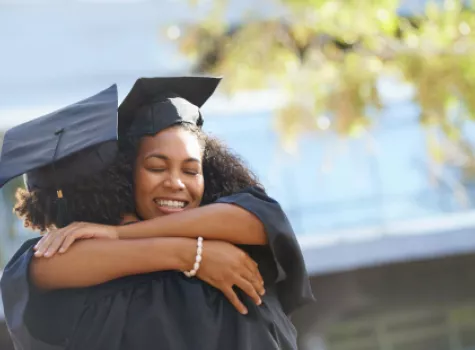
[1,186,315,350]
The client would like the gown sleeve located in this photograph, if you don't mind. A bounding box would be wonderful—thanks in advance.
[215,186,315,315]
[1,237,88,350]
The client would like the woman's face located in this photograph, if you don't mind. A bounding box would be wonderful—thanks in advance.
[134,126,204,220]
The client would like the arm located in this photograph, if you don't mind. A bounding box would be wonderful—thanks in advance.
[3,236,265,317]
[117,203,267,245]
[31,237,195,290]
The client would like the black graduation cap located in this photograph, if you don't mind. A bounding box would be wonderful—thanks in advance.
[0,84,119,192]
[118,76,222,142]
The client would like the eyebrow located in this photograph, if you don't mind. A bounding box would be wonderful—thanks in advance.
[144,154,201,164]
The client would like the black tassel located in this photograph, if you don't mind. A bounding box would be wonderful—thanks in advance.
[55,189,69,228]
[51,129,68,228]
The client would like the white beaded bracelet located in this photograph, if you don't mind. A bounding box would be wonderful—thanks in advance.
[184,237,203,277]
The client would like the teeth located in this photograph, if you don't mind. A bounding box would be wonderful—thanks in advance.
[155,199,186,208]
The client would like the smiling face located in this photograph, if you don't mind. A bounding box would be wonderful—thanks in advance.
[133,126,205,220]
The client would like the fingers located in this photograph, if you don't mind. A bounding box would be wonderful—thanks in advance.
[59,233,80,254]
[234,276,262,307]
[44,231,72,258]
[34,232,55,257]
[34,222,82,258]
[242,257,265,296]
[222,287,248,315]
[241,268,265,298]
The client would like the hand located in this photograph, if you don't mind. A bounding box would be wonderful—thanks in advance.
[34,222,118,258]
[195,240,265,315]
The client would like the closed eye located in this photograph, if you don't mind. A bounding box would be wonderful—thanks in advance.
[148,168,166,173]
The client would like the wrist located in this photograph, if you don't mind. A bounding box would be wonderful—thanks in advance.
[116,223,134,239]
[175,238,198,272]
[111,226,120,239]
[183,237,203,277]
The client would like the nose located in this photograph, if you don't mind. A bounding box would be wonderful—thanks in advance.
[164,172,185,191]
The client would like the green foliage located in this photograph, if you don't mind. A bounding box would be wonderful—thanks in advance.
[172,0,475,174]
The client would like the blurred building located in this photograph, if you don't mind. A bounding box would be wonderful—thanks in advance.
[1,1,475,350]
[206,95,475,350]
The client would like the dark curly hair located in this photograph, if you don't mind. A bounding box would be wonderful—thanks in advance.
[124,123,263,205]
[201,133,263,205]
[14,151,135,232]
[15,123,262,231]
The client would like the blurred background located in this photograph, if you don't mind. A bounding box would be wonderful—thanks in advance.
[2,0,475,349]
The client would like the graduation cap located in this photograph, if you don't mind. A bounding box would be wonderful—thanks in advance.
[118,76,222,142]
[0,84,119,192]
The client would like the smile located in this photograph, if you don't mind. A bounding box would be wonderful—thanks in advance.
[153,199,188,209]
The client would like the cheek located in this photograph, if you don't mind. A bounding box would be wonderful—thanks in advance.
[134,167,155,196]
[190,176,205,201]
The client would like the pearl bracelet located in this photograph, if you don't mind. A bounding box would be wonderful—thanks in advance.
[184,237,203,277]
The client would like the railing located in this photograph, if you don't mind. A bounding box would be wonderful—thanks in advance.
[325,301,475,350]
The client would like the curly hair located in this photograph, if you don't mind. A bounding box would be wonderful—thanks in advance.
[15,124,262,231]
[125,123,263,205]
[200,135,263,204]
[14,152,135,232]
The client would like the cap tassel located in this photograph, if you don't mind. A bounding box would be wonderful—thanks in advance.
[52,128,70,228]
[55,189,69,228]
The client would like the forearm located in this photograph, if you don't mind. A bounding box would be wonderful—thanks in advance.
[30,237,195,290]
[117,203,267,245]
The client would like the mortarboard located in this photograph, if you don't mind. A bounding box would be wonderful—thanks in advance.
[0,84,119,192]
[117,76,222,143]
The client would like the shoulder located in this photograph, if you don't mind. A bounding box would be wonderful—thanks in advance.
[217,185,279,205]
[7,237,42,265]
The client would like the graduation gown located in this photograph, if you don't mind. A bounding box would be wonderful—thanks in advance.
[1,186,314,350]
